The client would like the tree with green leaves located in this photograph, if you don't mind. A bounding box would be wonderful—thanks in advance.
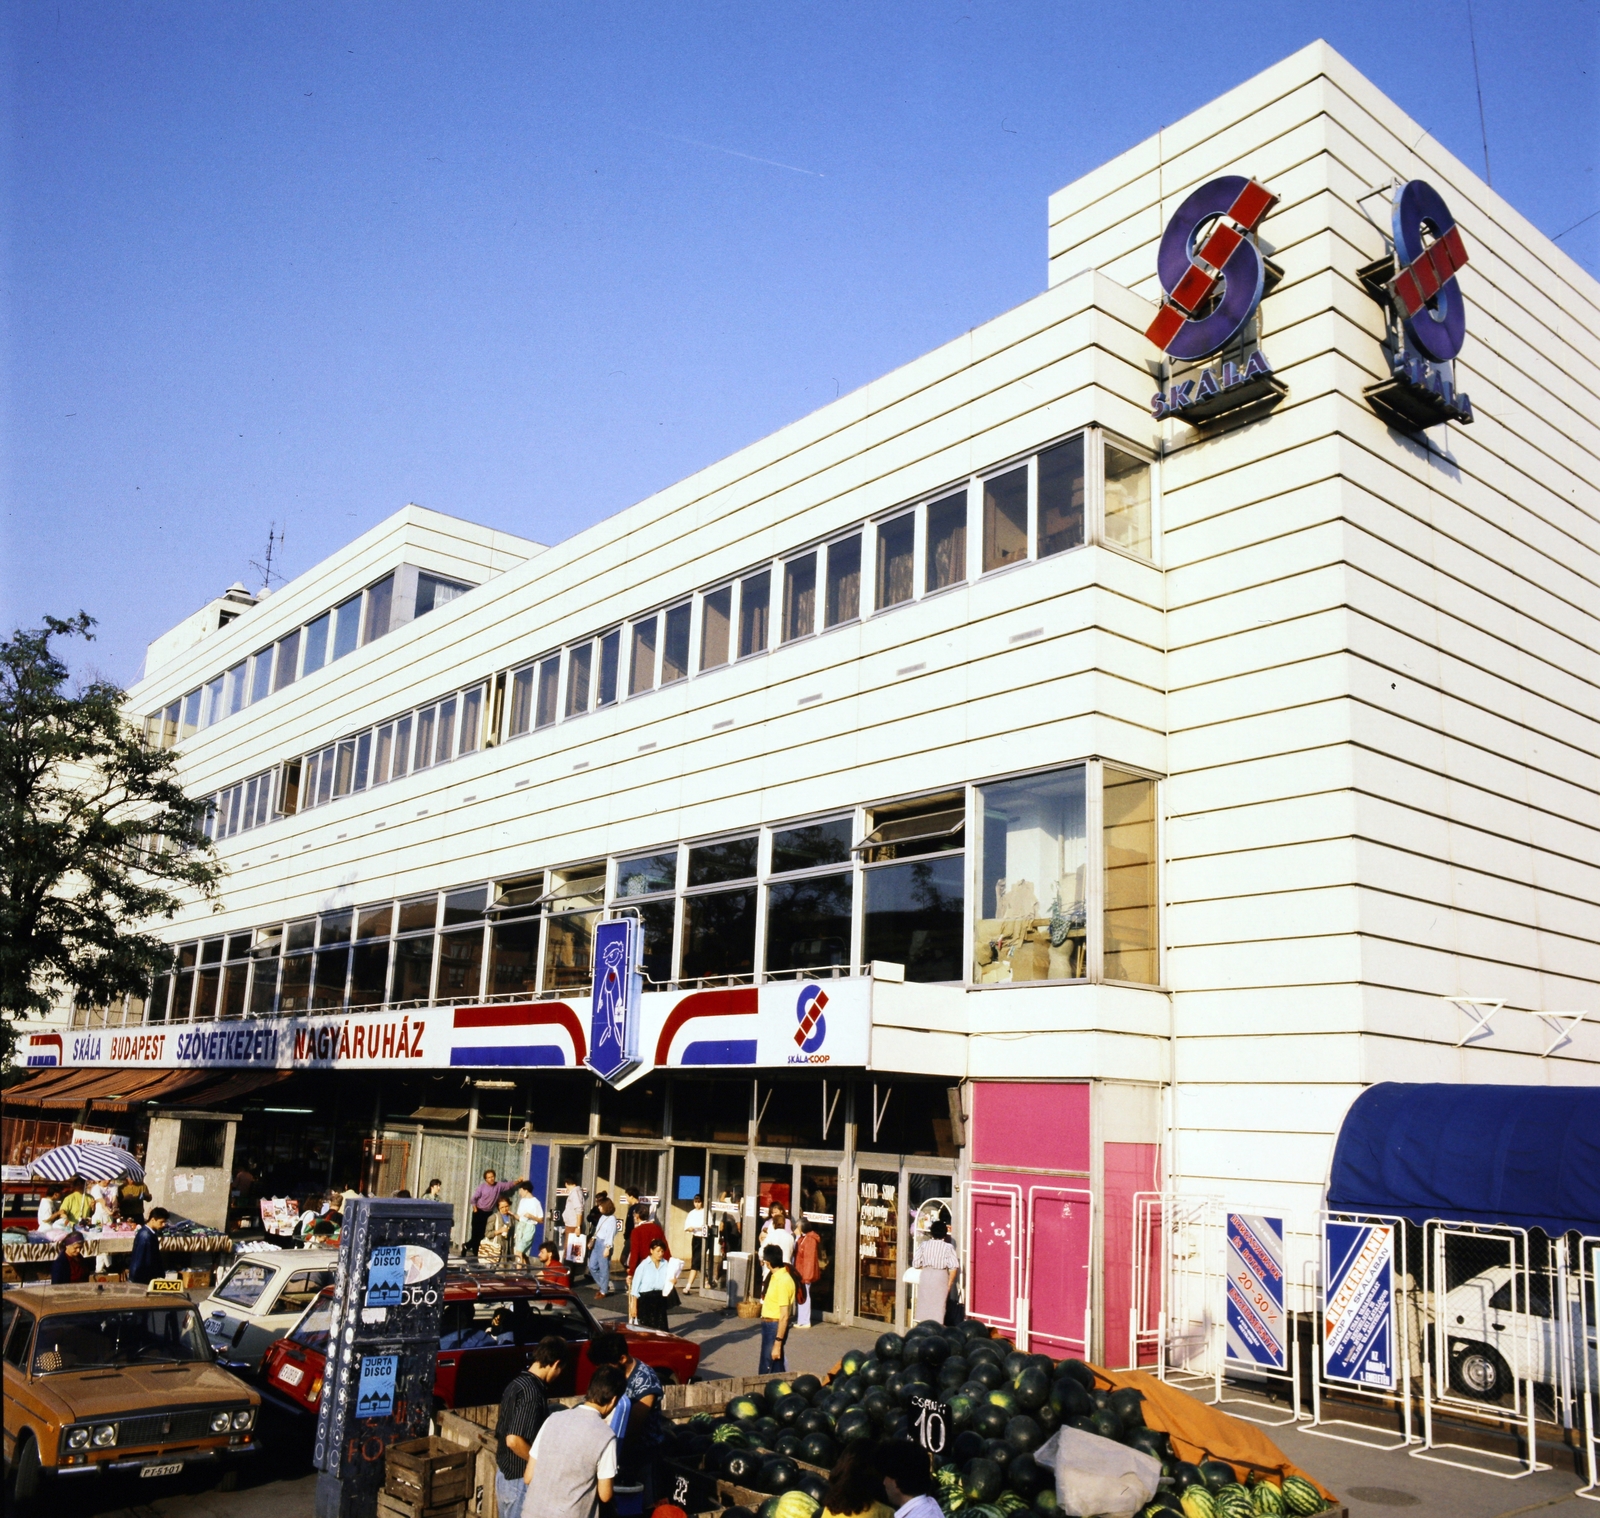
[0,614,222,1067]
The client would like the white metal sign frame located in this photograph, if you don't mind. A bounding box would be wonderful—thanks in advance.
[1410,1219,1549,1480]
[1022,1184,1094,1362]
[1304,1211,1416,1451]
[1577,1236,1599,1503]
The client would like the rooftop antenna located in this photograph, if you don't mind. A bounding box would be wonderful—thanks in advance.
[249,523,286,595]
[1465,0,1492,186]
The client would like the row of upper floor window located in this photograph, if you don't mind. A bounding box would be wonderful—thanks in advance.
[142,566,473,751]
[168,430,1153,835]
[143,761,1160,1025]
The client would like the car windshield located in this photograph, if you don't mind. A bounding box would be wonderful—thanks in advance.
[32,1307,211,1374]
[215,1261,276,1309]
[289,1292,334,1352]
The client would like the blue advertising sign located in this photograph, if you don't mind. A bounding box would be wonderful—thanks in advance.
[364,1245,405,1308]
[354,1353,397,1419]
[586,916,642,1085]
[1226,1213,1287,1371]
[1323,1220,1395,1388]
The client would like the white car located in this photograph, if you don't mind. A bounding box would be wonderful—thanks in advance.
[198,1248,340,1370]
[1442,1264,1598,1401]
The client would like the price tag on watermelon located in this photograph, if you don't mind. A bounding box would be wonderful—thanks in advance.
[910,1392,949,1456]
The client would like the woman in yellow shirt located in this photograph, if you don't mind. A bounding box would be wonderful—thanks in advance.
[758,1243,795,1373]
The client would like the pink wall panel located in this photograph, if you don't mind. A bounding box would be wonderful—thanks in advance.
[1102,1141,1162,1366]
[968,1186,1021,1328]
[1026,1183,1094,1356]
[970,1081,1090,1173]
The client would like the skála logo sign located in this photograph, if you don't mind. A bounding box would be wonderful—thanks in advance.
[1145,175,1285,423]
[1363,179,1474,430]
[790,985,830,1063]
[586,916,642,1085]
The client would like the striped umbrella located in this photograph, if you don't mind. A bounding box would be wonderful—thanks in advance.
[28,1143,145,1184]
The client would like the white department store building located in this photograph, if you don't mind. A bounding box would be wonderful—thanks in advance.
[47,42,1599,1347]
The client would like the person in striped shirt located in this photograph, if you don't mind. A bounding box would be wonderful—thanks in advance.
[911,1219,960,1324]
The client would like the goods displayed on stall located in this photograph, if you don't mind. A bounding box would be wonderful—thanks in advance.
[260,1197,302,1237]
[655,1319,1338,1518]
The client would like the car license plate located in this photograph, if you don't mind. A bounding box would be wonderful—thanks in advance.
[278,1363,305,1387]
[205,1313,225,1332]
[141,1462,184,1478]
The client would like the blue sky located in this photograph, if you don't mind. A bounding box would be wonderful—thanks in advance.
[4,3,1596,685]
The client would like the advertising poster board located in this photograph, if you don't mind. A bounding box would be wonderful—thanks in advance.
[1323,1220,1396,1389]
[313,1197,453,1518]
[1225,1212,1287,1371]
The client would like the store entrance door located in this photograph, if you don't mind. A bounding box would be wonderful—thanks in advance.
[707,1151,747,1288]
[757,1160,841,1321]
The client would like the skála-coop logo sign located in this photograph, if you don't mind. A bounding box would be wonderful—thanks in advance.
[790,985,830,1063]
[1146,175,1286,425]
[1362,179,1474,430]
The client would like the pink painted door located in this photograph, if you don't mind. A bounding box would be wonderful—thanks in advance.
[1102,1143,1162,1367]
[967,1185,1021,1331]
[1026,1186,1093,1356]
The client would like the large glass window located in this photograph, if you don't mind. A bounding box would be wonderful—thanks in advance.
[772,818,851,873]
[392,715,412,779]
[688,836,758,886]
[876,514,914,609]
[416,573,468,616]
[225,662,248,717]
[661,604,691,684]
[975,766,1086,983]
[302,612,331,676]
[274,629,301,691]
[616,852,677,985]
[392,933,436,1006]
[567,643,593,716]
[738,571,770,657]
[413,705,437,771]
[363,575,394,643]
[700,586,732,670]
[543,865,604,991]
[437,928,485,1002]
[459,688,482,753]
[982,465,1029,572]
[766,874,851,978]
[488,875,542,998]
[925,491,967,592]
[332,594,362,660]
[860,796,964,982]
[1104,446,1152,560]
[1038,435,1086,558]
[597,629,621,706]
[435,696,457,763]
[349,940,390,1009]
[509,666,534,736]
[629,618,657,695]
[1103,767,1158,984]
[824,534,861,628]
[681,887,756,983]
[250,649,274,704]
[279,949,313,1014]
[247,942,277,1017]
[782,553,816,643]
[535,657,560,729]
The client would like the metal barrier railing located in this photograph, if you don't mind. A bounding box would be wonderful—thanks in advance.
[1578,1236,1599,1503]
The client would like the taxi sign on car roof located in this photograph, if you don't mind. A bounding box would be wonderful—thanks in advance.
[147,1278,187,1293]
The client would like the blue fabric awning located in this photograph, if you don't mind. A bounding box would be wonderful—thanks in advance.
[1328,1082,1600,1236]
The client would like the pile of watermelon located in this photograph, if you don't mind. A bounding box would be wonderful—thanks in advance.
[660,1319,1332,1518]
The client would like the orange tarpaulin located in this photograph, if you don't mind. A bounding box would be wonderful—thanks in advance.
[1091,1366,1336,1502]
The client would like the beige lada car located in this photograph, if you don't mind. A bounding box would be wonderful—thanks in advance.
[2,1282,260,1502]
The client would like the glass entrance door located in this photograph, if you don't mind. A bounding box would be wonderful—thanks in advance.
[798,1165,840,1316]
[708,1152,746,1286]
[856,1168,900,1322]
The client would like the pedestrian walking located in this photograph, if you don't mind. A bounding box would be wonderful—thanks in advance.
[683,1193,707,1293]
[492,1336,566,1518]
[127,1208,170,1285]
[626,1211,668,1276]
[521,1363,624,1518]
[629,1238,673,1330]
[513,1182,544,1266]
[588,1195,619,1296]
[911,1219,961,1323]
[470,1168,510,1252]
[794,1218,823,1327]
[759,1204,795,1263]
[757,1243,795,1374]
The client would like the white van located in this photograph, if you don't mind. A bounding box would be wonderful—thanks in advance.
[1443,1264,1598,1401]
[198,1248,340,1370]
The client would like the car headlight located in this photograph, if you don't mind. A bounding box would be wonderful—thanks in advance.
[210,1411,232,1433]
[93,1424,118,1447]
[232,1408,255,1430]
[66,1427,91,1449]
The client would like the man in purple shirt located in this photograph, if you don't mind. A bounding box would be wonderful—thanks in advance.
[471,1168,512,1253]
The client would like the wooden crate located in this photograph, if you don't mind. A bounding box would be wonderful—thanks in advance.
[385,1436,475,1508]
[376,1491,466,1518]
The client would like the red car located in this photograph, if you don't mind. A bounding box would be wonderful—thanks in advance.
[258,1271,699,1417]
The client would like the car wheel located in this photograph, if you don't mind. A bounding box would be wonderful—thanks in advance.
[10,1433,44,1503]
[1450,1340,1512,1400]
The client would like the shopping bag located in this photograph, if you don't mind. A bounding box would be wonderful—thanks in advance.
[1033,1425,1160,1518]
